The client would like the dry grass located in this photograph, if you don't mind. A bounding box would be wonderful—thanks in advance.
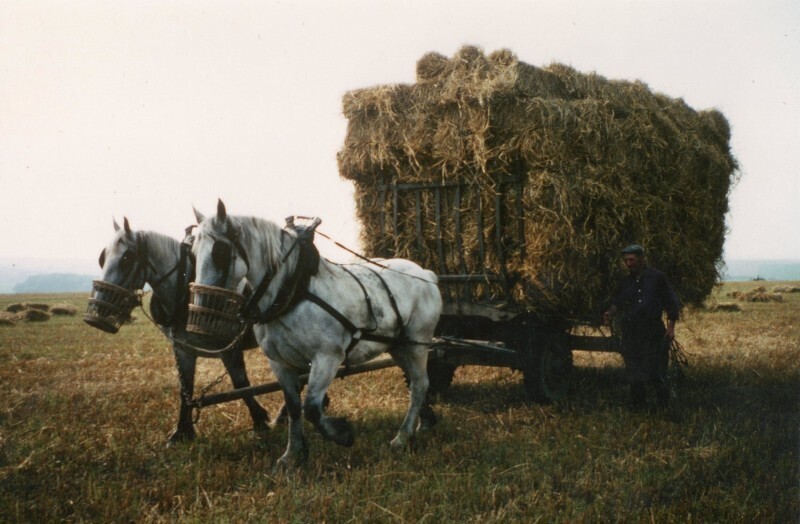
[0,285,797,522]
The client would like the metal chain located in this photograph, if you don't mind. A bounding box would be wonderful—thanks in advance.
[133,293,233,423]
[192,370,229,424]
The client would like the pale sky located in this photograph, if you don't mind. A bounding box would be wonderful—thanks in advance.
[1,0,798,275]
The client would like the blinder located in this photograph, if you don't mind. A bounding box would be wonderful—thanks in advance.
[212,240,232,269]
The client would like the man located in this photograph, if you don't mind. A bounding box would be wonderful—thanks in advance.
[603,244,681,410]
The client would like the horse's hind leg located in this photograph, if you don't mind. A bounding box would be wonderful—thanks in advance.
[221,350,269,435]
[389,344,430,449]
[168,345,198,447]
[304,355,354,447]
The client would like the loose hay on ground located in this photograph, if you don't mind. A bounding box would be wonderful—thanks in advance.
[14,308,51,322]
[338,45,737,319]
[51,304,78,316]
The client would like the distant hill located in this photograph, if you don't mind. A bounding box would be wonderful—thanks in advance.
[0,257,98,293]
[723,260,800,281]
[12,273,96,293]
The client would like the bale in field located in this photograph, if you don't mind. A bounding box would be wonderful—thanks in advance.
[736,290,783,303]
[0,312,17,326]
[6,303,26,313]
[15,308,51,322]
[772,285,800,293]
[51,304,78,316]
[708,302,741,312]
[25,303,51,312]
[338,45,737,320]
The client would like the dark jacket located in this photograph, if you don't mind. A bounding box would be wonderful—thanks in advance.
[612,266,680,326]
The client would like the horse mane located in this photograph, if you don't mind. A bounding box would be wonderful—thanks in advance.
[231,216,286,274]
[141,230,180,262]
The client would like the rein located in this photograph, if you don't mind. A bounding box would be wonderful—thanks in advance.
[134,227,253,358]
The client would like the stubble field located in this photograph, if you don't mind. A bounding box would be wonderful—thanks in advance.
[0,281,797,522]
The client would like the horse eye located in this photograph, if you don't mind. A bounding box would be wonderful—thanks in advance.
[212,241,232,269]
[119,250,134,268]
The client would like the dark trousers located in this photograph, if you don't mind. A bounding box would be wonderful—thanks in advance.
[621,318,670,408]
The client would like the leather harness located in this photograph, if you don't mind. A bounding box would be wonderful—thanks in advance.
[238,218,407,365]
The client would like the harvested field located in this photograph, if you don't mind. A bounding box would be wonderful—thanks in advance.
[0,286,797,521]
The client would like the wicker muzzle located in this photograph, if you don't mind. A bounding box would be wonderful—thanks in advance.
[186,283,247,343]
[83,280,139,334]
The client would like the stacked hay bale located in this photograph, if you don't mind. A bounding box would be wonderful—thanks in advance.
[338,46,737,320]
[727,287,784,303]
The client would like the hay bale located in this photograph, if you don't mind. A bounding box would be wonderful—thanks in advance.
[709,302,741,312]
[0,312,17,326]
[736,290,783,303]
[338,46,738,319]
[6,303,26,313]
[51,304,78,316]
[15,308,51,322]
[773,285,800,293]
[25,303,50,312]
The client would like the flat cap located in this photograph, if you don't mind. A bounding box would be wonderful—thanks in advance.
[621,244,645,256]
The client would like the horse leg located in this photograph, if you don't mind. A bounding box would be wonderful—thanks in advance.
[271,362,308,471]
[304,356,353,447]
[220,349,269,436]
[167,345,197,447]
[388,345,430,449]
[272,387,331,427]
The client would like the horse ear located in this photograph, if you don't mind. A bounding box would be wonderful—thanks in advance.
[99,248,106,269]
[216,199,227,222]
[193,205,205,224]
[123,217,132,236]
[113,218,121,232]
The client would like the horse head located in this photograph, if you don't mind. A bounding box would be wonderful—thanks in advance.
[85,217,147,333]
[98,217,150,291]
[192,199,251,291]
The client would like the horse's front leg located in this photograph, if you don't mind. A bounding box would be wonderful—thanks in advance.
[220,349,269,436]
[271,361,307,471]
[304,354,353,447]
[389,344,430,449]
[167,344,198,447]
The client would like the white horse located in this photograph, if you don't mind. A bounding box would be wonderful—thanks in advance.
[88,218,270,446]
[191,200,442,469]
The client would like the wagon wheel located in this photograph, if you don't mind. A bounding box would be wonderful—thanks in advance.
[522,333,573,404]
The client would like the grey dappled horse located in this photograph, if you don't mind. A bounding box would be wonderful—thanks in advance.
[191,201,442,469]
[91,218,269,446]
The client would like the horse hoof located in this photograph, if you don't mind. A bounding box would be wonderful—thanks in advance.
[166,429,196,448]
[389,435,408,450]
[273,457,292,474]
[252,420,270,438]
[419,408,438,430]
[326,417,354,447]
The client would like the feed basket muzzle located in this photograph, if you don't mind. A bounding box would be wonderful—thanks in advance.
[186,283,246,343]
[83,280,139,334]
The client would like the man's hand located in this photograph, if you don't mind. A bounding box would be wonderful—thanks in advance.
[665,321,676,341]
[602,306,617,326]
